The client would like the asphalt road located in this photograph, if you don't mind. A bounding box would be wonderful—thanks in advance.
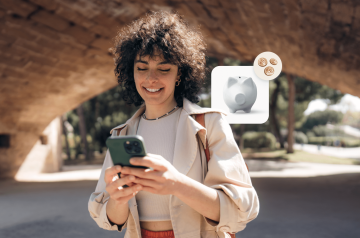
[1,173,359,238]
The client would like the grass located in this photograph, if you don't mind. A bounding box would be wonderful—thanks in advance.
[242,149,359,165]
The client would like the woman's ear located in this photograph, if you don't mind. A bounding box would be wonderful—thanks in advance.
[177,69,182,78]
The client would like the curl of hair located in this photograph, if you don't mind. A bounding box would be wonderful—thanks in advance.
[111,10,207,107]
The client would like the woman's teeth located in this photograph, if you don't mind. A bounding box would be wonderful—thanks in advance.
[146,88,161,92]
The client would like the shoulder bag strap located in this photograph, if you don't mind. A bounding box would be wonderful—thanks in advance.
[195,114,211,163]
[114,128,123,136]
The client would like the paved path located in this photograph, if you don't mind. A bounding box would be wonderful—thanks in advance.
[1,171,360,238]
[14,160,360,182]
[247,160,360,177]
[294,143,360,160]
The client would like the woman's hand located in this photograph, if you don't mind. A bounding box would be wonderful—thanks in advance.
[120,153,221,223]
[104,165,143,205]
[119,153,184,195]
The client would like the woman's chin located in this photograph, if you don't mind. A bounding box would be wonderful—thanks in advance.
[143,98,167,105]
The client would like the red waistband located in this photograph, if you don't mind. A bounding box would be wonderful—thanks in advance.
[141,228,175,238]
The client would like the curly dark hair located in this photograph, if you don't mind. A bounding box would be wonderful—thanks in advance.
[112,10,207,107]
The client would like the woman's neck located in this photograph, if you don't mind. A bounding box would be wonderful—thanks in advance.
[144,100,178,119]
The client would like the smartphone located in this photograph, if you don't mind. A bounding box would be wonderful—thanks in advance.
[106,135,148,188]
[106,135,150,187]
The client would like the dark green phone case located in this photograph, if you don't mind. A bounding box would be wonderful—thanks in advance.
[106,135,148,169]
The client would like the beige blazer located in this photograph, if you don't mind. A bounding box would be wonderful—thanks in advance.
[88,97,259,238]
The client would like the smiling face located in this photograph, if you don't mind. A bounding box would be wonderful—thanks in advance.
[133,53,180,107]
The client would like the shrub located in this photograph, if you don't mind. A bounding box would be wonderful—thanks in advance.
[342,138,360,147]
[311,125,346,137]
[308,136,360,147]
[306,131,315,138]
[242,132,277,150]
[284,131,308,144]
[294,131,308,144]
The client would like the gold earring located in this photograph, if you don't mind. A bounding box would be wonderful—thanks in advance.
[176,79,181,86]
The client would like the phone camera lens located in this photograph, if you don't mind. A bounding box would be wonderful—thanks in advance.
[134,147,141,153]
[125,144,132,150]
[133,141,139,146]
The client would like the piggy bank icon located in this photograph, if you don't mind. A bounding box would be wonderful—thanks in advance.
[223,76,257,113]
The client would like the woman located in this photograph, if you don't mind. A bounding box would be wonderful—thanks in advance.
[88,11,259,238]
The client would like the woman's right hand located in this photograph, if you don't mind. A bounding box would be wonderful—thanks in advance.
[105,165,143,205]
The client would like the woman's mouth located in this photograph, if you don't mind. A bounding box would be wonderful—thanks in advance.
[144,87,163,94]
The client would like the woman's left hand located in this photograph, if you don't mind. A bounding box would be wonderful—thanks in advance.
[119,153,184,195]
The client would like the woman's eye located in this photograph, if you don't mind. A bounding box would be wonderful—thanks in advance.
[159,69,170,72]
[137,67,147,71]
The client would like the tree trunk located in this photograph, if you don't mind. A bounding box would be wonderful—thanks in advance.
[76,104,91,161]
[270,79,284,148]
[61,114,71,160]
[286,74,295,153]
[239,124,245,150]
[95,98,100,121]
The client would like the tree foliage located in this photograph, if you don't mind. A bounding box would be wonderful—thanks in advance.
[63,56,349,158]
[270,76,344,130]
[301,110,344,131]
[66,86,139,155]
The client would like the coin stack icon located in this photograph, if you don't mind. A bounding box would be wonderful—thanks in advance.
[253,52,282,80]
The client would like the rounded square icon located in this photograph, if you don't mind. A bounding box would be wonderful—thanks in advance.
[254,52,282,80]
[211,66,269,124]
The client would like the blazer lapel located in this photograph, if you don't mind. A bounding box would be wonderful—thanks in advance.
[172,108,202,175]
[172,98,227,176]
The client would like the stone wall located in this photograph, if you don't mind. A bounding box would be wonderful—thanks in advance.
[15,116,63,181]
[0,0,359,179]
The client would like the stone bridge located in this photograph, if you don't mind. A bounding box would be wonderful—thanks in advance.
[0,0,359,179]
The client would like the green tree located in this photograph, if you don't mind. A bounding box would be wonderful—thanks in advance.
[65,86,139,158]
[269,76,344,148]
[301,110,344,131]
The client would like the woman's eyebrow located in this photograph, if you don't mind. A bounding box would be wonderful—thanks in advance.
[158,61,172,65]
[134,60,148,64]
[134,60,172,65]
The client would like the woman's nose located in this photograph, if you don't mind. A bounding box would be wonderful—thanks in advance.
[146,70,158,81]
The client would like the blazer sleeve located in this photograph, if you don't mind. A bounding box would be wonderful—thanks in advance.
[88,147,129,232]
[202,112,260,234]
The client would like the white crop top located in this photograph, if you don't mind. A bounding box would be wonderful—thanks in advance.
[135,106,182,221]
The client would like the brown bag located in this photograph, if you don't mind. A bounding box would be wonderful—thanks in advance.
[195,113,249,238]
